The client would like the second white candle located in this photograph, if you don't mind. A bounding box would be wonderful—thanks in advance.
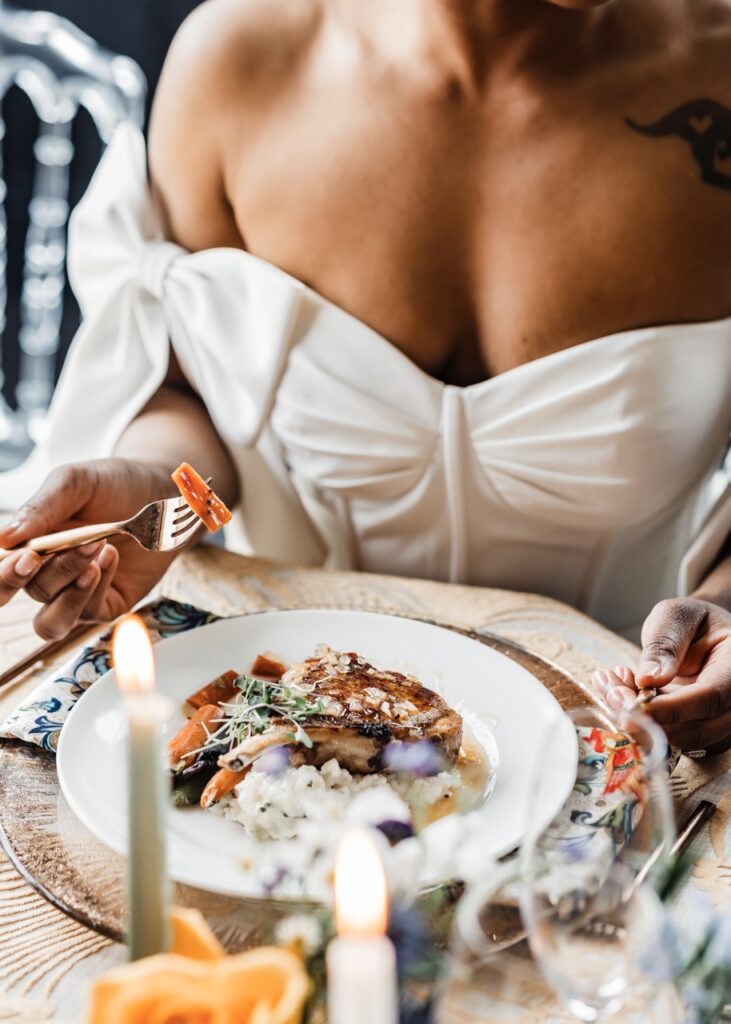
[327,828,398,1024]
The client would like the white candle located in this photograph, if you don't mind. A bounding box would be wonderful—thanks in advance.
[327,828,399,1024]
[112,615,172,961]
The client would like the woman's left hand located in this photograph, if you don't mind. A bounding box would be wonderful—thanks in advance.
[593,598,731,754]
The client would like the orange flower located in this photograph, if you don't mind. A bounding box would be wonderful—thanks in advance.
[87,910,309,1024]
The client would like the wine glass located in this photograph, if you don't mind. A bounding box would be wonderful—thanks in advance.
[438,862,546,1021]
[517,704,678,1022]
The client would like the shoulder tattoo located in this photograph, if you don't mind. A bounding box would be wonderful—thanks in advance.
[626,99,731,191]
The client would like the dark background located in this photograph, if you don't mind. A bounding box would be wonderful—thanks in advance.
[2,0,201,404]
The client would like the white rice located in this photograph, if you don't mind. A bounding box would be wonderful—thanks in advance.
[214,757,459,841]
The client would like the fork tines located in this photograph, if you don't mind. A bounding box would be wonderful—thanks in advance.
[170,476,213,538]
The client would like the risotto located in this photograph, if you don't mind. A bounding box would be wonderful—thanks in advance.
[214,757,460,841]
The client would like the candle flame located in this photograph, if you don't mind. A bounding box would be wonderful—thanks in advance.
[334,828,388,938]
[112,615,155,697]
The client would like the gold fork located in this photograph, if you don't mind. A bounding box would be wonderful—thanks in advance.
[0,487,209,558]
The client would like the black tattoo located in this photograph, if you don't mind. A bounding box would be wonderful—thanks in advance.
[626,99,731,191]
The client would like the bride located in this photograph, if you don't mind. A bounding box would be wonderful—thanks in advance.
[0,0,730,752]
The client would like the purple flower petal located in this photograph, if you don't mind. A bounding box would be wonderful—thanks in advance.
[377,819,415,845]
[383,740,444,778]
[254,745,291,777]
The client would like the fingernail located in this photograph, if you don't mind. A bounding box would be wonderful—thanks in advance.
[79,541,104,557]
[607,687,633,710]
[640,660,662,678]
[593,670,610,690]
[97,544,116,570]
[76,564,99,590]
[1,519,22,537]
[14,551,40,576]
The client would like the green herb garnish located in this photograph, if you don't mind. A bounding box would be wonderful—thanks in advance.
[191,674,328,758]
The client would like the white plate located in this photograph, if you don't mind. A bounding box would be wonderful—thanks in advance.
[58,609,577,900]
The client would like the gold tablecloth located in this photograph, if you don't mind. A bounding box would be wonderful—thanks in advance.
[0,548,727,1023]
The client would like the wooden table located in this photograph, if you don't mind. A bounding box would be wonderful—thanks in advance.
[0,548,727,1023]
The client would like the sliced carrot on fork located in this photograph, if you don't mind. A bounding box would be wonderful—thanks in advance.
[172,463,232,533]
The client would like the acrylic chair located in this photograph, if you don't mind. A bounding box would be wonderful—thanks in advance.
[0,2,145,468]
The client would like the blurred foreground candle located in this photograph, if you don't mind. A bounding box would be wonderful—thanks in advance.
[327,828,398,1024]
[112,614,172,961]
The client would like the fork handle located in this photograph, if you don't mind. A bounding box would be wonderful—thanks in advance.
[19,522,125,555]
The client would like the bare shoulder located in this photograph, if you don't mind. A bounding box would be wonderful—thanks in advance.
[160,0,325,100]
[148,0,324,251]
[686,0,731,52]
[632,1,731,105]
[682,1,731,111]
[692,0,731,28]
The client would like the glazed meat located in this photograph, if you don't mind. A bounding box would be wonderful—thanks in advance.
[221,645,463,775]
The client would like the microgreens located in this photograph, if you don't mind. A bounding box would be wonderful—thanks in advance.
[189,673,328,759]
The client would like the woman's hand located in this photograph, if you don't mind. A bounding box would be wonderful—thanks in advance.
[0,459,180,641]
[593,598,731,754]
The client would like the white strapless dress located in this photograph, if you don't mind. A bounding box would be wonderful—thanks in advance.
[2,125,730,639]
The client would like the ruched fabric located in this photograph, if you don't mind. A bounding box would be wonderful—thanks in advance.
[2,124,730,638]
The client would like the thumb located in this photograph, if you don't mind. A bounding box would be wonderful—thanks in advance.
[0,465,96,546]
[637,598,707,688]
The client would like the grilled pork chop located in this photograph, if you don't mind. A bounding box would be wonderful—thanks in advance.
[221,645,463,775]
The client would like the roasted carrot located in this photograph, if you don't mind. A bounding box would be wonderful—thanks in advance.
[250,652,287,679]
[168,704,221,770]
[200,766,250,808]
[185,670,240,712]
[171,463,232,533]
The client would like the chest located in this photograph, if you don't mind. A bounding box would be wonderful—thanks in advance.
[229,73,731,382]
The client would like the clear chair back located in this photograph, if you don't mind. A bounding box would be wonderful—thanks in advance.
[0,3,146,468]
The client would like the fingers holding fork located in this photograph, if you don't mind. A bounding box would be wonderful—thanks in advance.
[592,664,657,712]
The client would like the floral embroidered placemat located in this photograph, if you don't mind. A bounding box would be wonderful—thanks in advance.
[0,599,218,750]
